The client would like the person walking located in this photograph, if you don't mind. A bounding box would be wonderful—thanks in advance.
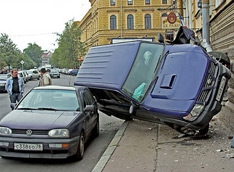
[5,69,24,107]
[39,68,52,86]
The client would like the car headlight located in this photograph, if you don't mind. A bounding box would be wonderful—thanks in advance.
[0,127,12,135]
[48,129,69,138]
[183,104,205,122]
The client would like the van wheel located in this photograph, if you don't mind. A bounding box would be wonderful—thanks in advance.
[198,124,209,136]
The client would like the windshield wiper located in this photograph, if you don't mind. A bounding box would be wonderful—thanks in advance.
[17,107,38,110]
[37,107,57,111]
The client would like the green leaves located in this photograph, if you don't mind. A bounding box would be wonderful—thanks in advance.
[0,33,21,70]
[51,19,86,68]
[23,43,43,67]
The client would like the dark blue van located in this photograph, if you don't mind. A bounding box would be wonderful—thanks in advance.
[75,27,231,136]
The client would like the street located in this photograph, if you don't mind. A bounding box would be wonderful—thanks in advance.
[0,74,124,172]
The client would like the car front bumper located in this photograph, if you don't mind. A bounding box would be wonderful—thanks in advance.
[0,136,80,159]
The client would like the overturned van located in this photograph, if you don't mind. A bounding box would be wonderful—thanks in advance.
[75,27,231,136]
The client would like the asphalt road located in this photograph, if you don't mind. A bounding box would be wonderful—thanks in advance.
[0,74,124,172]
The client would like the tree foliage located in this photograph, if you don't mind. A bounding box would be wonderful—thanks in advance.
[51,19,85,68]
[23,43,43,67]
[0,33,21,70]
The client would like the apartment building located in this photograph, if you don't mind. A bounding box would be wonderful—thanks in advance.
[78,0,184,51]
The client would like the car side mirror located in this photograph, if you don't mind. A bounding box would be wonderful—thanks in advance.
[84,105,95,112]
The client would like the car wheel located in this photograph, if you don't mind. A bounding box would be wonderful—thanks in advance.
[198,124,209,136]
[71,132,85,161]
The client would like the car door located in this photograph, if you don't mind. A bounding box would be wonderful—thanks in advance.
[81,89,97,136]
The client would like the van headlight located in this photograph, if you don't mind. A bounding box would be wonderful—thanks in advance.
[48,129,69,138]
[0,127,12,135]
[183,104,204,121]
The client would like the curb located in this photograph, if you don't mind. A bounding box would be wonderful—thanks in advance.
[91,121,129,172]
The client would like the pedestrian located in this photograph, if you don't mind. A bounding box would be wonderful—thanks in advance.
[5,69,24,108]
[39,68,52,86]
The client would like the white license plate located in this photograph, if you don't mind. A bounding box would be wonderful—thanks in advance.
[216,76,226,101]
[14,143,43,151]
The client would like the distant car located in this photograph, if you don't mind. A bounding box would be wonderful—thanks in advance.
[27,69,40,80]
[18,71,28,83]
[0,85,99,161]
[0,74,8,93]
[23,70,31,81]
[70,69,79,76]
[49,69,60,78]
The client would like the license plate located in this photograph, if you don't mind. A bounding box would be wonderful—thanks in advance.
[14,143,43,151]
[216,76,226,101]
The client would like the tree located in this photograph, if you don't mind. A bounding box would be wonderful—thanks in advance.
[0,33,21,70]
[51,19,86,68]
[23,43,43,67]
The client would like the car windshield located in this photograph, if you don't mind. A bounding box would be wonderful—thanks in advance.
[122,42,164,102]
[27,70,33,74]
[17,89,80,111]
[0,74,7,80]
[51,69,58,73]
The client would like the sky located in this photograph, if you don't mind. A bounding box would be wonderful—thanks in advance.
[0,0,91,51]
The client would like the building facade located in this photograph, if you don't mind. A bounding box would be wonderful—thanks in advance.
[79,0,185,52]
[209,0,234,131]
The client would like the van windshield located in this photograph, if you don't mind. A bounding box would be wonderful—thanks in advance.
[122,42,164,102]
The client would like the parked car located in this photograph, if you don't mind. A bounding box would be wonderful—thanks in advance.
[75,26,231,136]
[18,71,28,83]
[0,85,99,161]
[61,68,69,74]
[23,70,31,82]
[27,69,40,80]
[70,69,79,76]
[0,74,8,93]
[49,69,60,78]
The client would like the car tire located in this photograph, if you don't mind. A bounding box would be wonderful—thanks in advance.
[71,132,85,161]
[198,124,209,136]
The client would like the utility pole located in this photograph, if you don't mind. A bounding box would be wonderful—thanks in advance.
[202,0,210,45]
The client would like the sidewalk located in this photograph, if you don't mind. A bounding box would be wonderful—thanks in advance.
[92,115,234,172]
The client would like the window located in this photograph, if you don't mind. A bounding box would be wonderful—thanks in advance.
[110,0,116,6]
[145,0,150,4]
[145,14,151,29]
[215,0,224,8]
[127,14,134,29]
[162,0,167,4]
[110,15,117,30]
[122,43,164,102]
[83,89,95,107]
[128,0,133,5]
[162,13,167,17]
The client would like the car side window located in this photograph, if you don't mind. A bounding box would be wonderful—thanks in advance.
[83,89,95,108]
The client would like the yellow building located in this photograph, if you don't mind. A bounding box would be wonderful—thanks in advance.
[78,0,184,52]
